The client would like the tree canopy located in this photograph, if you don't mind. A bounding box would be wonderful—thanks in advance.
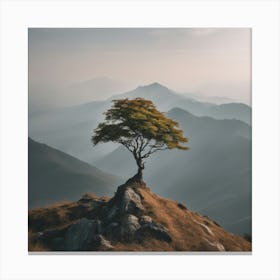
[92,98,188,183]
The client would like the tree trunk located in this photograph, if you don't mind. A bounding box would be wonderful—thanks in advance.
[125,157,145,185]
[135,166,143,182]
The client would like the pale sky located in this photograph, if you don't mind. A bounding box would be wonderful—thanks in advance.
[29,28,251,106]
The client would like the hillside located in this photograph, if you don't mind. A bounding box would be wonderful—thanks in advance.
[28,182,251,252]
[97,108,252,235]
[28,138,122,208]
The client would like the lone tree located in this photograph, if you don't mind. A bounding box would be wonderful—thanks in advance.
[92,98,188,184]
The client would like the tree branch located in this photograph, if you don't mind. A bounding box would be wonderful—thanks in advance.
[119,139,135,153]
[141,142,168,159]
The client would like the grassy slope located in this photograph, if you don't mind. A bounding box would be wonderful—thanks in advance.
[114,186,251,251]
[29,186,251,252]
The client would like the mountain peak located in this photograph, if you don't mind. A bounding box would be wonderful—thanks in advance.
[148,82,164,87]
[137,82,170,91]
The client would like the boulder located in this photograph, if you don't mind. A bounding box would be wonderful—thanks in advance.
[120,214,140,241]
[64,218,102,251]
[106,205,119,221]
[105,222,121,241]
[136,222,172,243]
[120,187,144,214]
[139,215,152,224]
[105,186,145,221]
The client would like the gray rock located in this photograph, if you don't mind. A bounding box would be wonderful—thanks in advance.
[106,205,119,221]
[136,222,172,243]
[121,188,144,214]
[105,187,144,221]
[105,222,121,240]
[120,214,140,241]
[139,215,152,224]
[64,218,102,251]
[94,235,113,251]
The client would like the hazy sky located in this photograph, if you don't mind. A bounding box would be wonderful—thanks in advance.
[29,28,251,106]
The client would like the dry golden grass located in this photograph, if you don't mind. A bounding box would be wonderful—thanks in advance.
[28,230,49,251]
[29,201,79,232]
[112,239,173,251]
[80,193,110,201]
[28,192,110,233]
[137,186,251,251]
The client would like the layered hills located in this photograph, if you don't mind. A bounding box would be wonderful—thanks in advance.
[28,138,122,208]
[29,182,251,252]
[28,83,251,163]
[111,83,251,124]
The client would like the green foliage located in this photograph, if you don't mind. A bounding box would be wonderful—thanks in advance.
[92,98,188,177]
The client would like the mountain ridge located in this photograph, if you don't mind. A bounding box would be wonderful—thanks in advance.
[29,82,251,164]
[28,138,122,208]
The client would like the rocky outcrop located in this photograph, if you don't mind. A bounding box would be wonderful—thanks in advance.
[33,183,172,251]
[105,184,145,220]
[64,218,102,251]
[136,222,172,243]
[29,182,251,252]
[101,184,171,244]
[120,214,141,240]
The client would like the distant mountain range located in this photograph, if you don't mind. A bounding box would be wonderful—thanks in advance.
[29,82,251,164]
[97,107,252,235]
[111,83,251,124]
[28,138,122,209]
[184,94,236,105]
